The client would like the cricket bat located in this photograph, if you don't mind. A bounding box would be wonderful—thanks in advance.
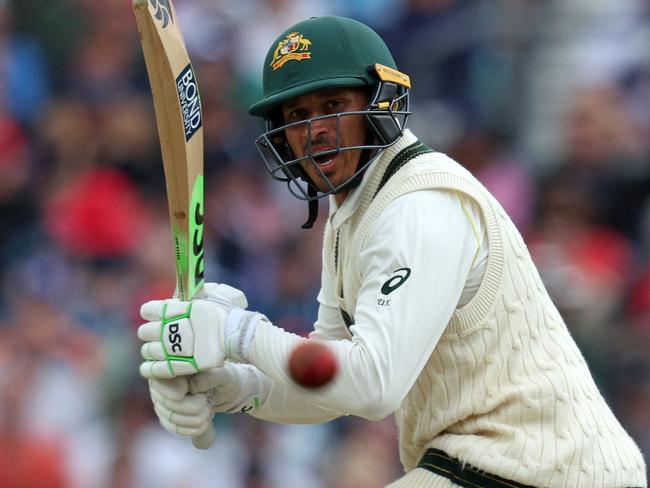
[133,0,214,449]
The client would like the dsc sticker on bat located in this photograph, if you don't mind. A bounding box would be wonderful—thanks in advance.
[170,175,204,301]
[189,175,205,299]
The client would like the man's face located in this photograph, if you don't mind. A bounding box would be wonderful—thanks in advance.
[281,87,369,203]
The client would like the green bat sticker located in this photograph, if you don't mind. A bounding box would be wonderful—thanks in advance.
[172,175,204,300]
[188,174,205,299]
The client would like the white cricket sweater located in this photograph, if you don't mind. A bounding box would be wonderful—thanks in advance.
[331,133,647,487]
[249,131,646,487]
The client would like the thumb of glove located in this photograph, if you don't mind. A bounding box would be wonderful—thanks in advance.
[149,376,190,402]
[203,283,248,309]
[188,363,238,394]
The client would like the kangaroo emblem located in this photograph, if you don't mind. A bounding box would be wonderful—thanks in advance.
[270,32,313,70]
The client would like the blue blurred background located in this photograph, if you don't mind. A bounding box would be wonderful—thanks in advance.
[0,0,648,486]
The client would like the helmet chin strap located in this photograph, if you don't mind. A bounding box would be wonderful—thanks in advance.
[301,186,319,229]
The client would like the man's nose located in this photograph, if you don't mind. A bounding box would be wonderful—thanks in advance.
[308,115,334,142]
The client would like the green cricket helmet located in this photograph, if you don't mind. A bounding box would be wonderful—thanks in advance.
[249,16,411,228]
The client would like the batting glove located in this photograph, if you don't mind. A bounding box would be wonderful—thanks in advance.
[190,361,271,414]
[148,376,213,437]
[138,283,268,379]
[149,362,271,436]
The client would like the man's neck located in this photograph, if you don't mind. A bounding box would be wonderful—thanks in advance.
[334,189,351,207]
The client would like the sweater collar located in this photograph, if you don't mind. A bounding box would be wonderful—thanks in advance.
[329,129,419,229]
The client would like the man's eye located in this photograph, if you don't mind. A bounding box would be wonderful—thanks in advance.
[287,109,307,122]
[326,99,344,111]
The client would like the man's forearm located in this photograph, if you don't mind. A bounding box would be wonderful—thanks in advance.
[249,366,341,424]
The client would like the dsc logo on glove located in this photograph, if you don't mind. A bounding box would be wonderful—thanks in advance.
[168,322,182,353]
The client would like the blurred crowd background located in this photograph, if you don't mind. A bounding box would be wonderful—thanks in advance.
[0,0,648,486]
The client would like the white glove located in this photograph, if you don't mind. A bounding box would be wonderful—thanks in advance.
[149,362,271,437]
[148,377,212,437]
[138,283,269,379]
[202,282,248,309]
[190,361,271,414]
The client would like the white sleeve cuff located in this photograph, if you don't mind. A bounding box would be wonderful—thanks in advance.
[223,308,267,362]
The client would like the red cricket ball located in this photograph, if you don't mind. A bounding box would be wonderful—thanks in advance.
[288,340,338,388]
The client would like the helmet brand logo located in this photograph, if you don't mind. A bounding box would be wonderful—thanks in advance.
[270,32,312,71]
[374,64,411,89]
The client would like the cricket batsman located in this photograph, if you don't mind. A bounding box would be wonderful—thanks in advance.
[137,16,647,487]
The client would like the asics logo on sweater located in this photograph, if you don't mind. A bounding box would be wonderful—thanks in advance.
[381,267,411,295]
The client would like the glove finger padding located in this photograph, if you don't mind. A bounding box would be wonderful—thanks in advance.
[140,299,186,322]
[147,376,214,439]
[150,388,208,416]
[140,359,197,379]
[149,377,188,401]
[141,342,167,361]
[137,321,162,342]
[157,413,211,437]
[153,397,211,428]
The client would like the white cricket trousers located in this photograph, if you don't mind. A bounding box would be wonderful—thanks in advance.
[386,468,458,487]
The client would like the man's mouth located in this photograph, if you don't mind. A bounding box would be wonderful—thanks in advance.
[313,154,335,166]
[310,148,337,167]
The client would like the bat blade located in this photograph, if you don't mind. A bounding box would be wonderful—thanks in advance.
[133,0,212,449]
[133,0,205,302]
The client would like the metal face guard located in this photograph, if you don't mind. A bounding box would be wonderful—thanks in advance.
[254,84,410,201]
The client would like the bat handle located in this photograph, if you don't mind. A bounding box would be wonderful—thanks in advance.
[181,289,213,450]
[192,424,216,449]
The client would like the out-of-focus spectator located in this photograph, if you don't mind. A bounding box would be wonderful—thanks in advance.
[527,167,639,400]
[332,0,403,28]
[63,0,139,104]
[37,98,98,177]
[450,129,535,234]
[613,268,650,476]
[628,266,650,337]
[204,163,288,308]
[520,0,649,166]
[381,0,538,148]
[0,116,36,276]
[96,96,159,171]
[528,174,634,339]
[43,166,150,259]
[229,0,331,89]
[0,293,106,486]
[264,235,322,335]
[559,83,650,241]
[0,1,49,125]
[0,354,68,488]
[8,0,83,86]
